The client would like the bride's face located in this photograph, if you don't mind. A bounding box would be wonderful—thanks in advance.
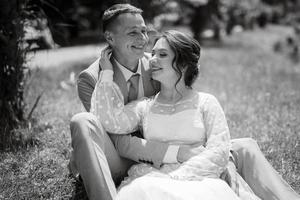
[150,38,179,85]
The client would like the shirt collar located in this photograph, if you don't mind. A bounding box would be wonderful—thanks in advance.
[112,57,142,82]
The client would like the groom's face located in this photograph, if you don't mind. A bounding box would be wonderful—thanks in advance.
[108,13,148,60]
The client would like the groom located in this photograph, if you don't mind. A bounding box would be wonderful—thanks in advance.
[69,3,300,200]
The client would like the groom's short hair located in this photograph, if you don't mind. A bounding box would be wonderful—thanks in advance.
[102,4,143,32]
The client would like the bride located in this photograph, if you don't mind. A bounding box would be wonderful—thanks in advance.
[91,30,260,200]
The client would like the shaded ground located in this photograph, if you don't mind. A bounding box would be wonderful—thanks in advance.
[0,25,299,199]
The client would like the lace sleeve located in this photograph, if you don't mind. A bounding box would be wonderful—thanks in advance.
[170,94,230,180]
[90,70,148,134]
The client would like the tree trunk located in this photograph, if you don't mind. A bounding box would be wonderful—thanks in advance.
[0,0,27,150]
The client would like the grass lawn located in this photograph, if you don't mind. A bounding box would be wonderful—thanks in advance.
[0,25,299,199]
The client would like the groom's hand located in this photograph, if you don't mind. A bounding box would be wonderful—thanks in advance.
[99,46,113,70]
[177,143,205,163]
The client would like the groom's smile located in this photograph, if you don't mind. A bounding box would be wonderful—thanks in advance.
[131,43,146,54]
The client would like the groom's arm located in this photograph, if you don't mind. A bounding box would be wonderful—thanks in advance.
[110,134,172,168]
[111,133,210,168]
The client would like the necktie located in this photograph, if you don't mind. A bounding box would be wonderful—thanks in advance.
[128,74,140,102]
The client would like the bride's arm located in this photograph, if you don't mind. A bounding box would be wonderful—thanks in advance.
[90,46,149,134]
[90,69,148,134]
[170,94,231,180]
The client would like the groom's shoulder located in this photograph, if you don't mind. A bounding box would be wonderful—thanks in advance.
[78,58,100,83]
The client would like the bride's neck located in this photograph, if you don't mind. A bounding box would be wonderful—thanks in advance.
[159,81,192,104]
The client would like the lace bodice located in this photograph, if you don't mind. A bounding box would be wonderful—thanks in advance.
[140,93,206,145]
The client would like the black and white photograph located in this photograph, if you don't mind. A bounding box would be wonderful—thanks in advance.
[0,0,300,199]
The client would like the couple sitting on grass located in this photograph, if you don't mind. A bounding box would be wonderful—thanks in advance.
[69,3,300,200]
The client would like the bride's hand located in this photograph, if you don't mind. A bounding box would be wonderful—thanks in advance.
[177,143,205,163]
[100,45,113,71]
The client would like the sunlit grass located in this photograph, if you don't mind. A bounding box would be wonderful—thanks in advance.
[0,25,299,199]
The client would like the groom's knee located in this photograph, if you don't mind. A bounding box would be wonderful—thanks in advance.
[70,112,99,142]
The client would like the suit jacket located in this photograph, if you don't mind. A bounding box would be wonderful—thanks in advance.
[77,53,168,167]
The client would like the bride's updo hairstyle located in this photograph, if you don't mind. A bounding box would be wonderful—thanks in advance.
[161,30,201,88]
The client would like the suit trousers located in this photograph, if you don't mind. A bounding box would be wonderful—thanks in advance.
[70,112,134,200]
[69,112,300,200]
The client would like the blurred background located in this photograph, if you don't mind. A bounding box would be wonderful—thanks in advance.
[1,0,300,199]
[19,0,300,49]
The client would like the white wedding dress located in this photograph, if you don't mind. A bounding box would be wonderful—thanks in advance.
[90,71,260,200]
